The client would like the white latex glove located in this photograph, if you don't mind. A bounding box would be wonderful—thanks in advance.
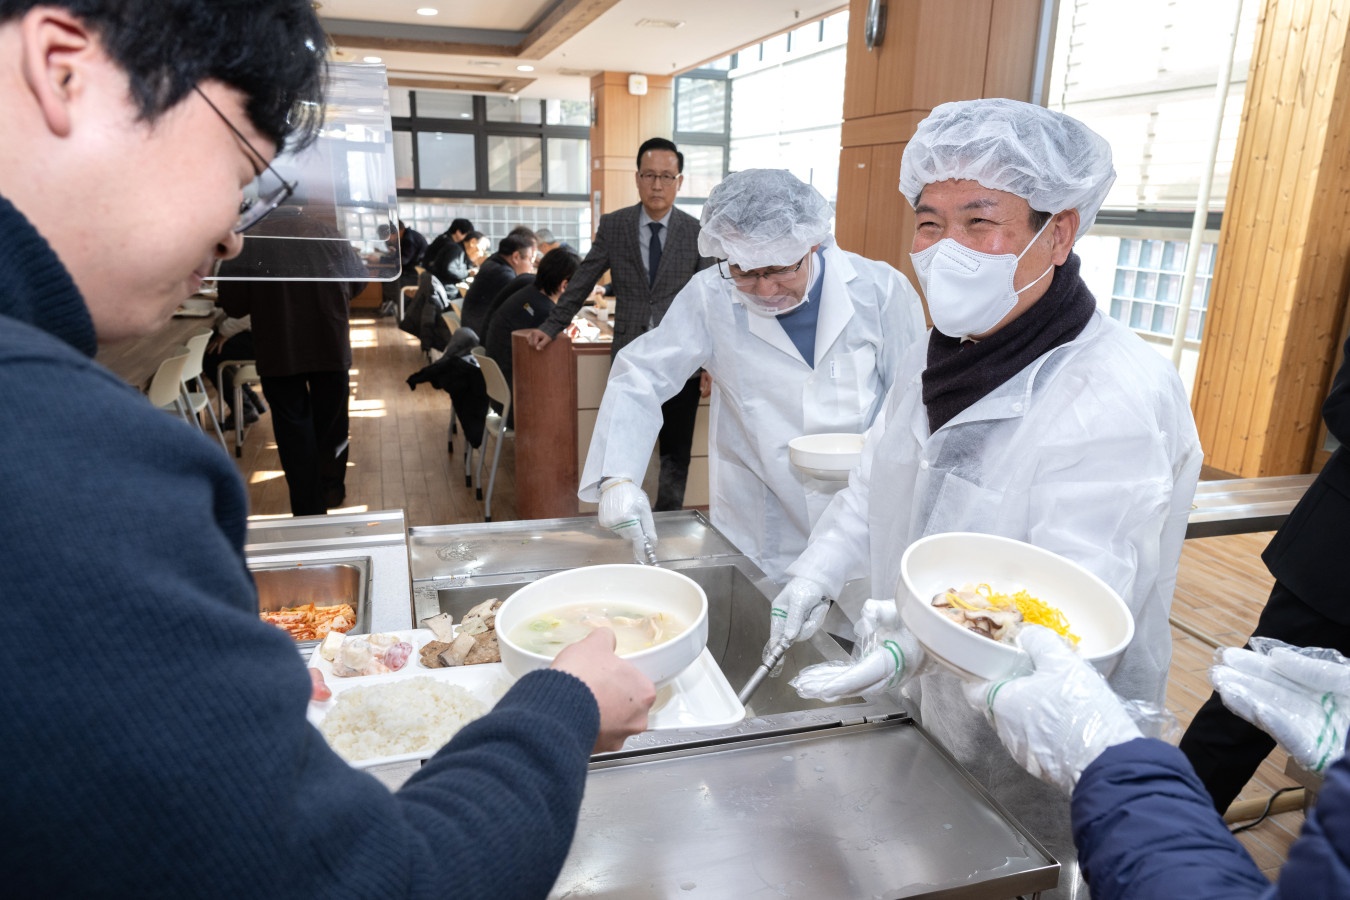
[1210,638,1350,774]
[598,477,656,562]
[962,625,1142,794]
[790,599,923,703]
[766,576,831,661]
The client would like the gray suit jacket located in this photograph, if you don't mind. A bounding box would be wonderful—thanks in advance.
[542,203,711,357]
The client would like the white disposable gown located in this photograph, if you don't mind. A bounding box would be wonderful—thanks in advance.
[579,242,926,581]
[787,310,1202,897]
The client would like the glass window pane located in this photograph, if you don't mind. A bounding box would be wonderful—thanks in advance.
[679,144,725,197]
[1135,271,1157,299]
[487,135,542,192]
[389,88,412,118]
[821,11,849,44]
[1159,273,1180,302]
[1117,239,1136,265]
[1112,269,1130,296]
[393,131,415,190]
[547,137,589,194]
[415,91,474,121]
[416,131,475,191]
[1129,303,1147,330]
[676,78,727,134]
[546,99,591,126]
[485,96,543,124]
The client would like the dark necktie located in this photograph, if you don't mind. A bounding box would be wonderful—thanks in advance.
[647,222,663,287]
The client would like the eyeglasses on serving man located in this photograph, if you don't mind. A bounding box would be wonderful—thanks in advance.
[637,172,680,185]
[194,86,298,234]
[717,254,808,288]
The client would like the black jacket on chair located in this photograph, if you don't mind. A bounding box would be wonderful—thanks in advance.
[1261,329,1350,624]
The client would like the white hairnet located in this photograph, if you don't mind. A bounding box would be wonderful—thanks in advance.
[698,169,834,269]
[899,99,1116,240]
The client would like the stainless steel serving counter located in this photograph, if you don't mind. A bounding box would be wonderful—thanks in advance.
[408,511,1059,899]
[245,509,414,635]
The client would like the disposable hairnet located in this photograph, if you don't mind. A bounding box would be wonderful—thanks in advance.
[899,99,1116,240]
[699,169,834,269]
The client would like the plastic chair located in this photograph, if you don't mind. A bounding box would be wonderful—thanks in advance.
[181,329,227,450]
[214,358,263,458]
[470,346,513,522]
[440,308,461,450]
[146,348,192,421]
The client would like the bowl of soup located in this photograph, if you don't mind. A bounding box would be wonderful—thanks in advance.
[495,564,709,689]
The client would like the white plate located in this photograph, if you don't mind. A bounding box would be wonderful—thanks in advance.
[307,631,746,767]
[172,307,216,318]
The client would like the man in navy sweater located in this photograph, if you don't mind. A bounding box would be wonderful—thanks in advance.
[0,2,654,897]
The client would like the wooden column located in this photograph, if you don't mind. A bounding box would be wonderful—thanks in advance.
[588,71,675,227]
[835,0,1042,281]
[1191,0,1350,476]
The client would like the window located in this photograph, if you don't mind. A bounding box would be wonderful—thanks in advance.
[487,135,542,192]
[417,132,475,191]
[680,145,726,198]
[676,78,728,134]
[485,96,543,124]
[546,99,590,126]
[392,131,414,190]
[416,92,474,120]
[1108,238,1214,341]
[391,89,590,199]
[547,137,589,194]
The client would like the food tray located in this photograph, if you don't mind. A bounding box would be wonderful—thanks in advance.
[308,631,746,767]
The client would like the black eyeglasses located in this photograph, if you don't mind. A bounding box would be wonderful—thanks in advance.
[637,172,680,184]
[717,254,808,288]
[193,86,297,234]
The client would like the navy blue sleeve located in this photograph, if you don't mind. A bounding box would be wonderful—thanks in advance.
[1073,738,1271,900]
[1269,734,1350,898]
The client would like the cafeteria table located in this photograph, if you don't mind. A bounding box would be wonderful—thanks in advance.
[95,305,220,389]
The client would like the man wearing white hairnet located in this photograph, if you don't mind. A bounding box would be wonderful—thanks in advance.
[776,99,1203,898]
[579,168,925,581]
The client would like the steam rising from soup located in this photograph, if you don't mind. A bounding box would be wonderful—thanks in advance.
[509,603,687,658]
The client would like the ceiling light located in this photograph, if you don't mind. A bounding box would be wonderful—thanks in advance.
[363,55,382,63]
[417,7,438,15]
[635,18,685,29]
[468,60,500,67]
[517,65,535,72]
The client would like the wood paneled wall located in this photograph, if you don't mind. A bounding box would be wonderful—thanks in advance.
[588,71,674,230]
[1192,0,1350,476]
[835,0,1042,279]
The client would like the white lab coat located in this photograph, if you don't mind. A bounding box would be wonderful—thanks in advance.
[787,310,1203,896]
[579,242,926,581]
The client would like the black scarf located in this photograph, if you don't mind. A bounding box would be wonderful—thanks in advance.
[922,252,1094,433]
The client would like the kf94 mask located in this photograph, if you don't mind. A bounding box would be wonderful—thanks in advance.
[910,219,1053,340]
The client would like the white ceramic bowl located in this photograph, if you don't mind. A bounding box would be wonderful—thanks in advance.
[788,432,865,482]
[897,532,1134,682]
[496,564,709,689]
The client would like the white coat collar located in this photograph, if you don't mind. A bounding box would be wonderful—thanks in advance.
[745,244,856,365]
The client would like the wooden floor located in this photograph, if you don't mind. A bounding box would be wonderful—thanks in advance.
[232,314,1304,882]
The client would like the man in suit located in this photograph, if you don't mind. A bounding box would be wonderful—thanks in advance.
[1179,329,1350,813]
[524,137,712,511]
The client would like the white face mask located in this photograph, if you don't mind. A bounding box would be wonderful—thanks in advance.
[734,254,814,317]
[910,219,1054,340]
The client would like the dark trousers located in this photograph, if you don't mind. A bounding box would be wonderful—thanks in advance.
[1178,579,1350,812]
[261,371,350,517]
[655,373,703,512]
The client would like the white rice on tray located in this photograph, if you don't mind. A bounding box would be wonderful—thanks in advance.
[320,676,489,763]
